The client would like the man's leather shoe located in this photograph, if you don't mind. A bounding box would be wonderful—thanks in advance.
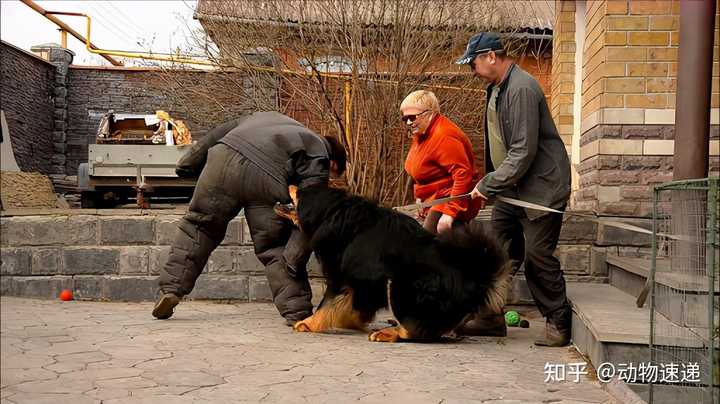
[456,313,507,337]
[152,293,180,320]
[534,320,571,347]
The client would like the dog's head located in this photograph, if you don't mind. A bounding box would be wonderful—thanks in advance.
[295,185,350,236]
[274,184,367,239]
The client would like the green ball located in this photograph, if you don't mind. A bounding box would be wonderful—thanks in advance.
[505,310,520,326]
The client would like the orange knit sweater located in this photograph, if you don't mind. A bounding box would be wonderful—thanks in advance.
[404,114,482,221]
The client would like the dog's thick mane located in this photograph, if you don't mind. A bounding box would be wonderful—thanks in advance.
[298,185,428,295]
[298,185,430,246]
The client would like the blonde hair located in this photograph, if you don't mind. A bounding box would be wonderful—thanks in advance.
[400,90,440,113]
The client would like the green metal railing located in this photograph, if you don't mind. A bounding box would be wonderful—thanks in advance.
[649,177,719,403]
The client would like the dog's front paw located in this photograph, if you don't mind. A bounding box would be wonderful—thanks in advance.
[368,327,400,342]
[293,319,313,332]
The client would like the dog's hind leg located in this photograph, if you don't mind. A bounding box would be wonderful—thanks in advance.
[293,289,370,333]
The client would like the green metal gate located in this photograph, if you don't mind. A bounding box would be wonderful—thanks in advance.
[649,177,719,403]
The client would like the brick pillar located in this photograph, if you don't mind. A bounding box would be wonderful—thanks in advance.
[552,0,577,148]
[575,0,720,217]
[31,43,74,175]
[552,0,579,206]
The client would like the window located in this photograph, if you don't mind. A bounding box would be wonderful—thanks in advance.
[298,56,367,73]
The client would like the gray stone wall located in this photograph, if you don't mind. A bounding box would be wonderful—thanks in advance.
[1,42,276,177]
[1,210,613,302]
[45,46,74,175]
[0,42,55,174]
[65,67,271,175]
[0,212,274,301]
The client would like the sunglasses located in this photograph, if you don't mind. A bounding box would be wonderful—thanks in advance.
[401,110,430,124]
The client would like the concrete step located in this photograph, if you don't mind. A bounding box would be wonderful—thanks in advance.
[607,256,655,299]
[607,255,719,328]
[628,383,718,404]
[568,283,710,370]
[570,282,650,370]
[608,256,719,296]
[569,282,718,403]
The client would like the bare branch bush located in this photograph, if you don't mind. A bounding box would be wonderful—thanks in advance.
[163,0,551,206]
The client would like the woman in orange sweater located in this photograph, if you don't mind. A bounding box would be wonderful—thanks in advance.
[401,90,484,234]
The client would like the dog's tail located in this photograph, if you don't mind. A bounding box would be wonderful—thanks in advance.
[437,222,511,314]
[483,254,512,314]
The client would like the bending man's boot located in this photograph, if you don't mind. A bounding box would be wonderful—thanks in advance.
[152,293,181,320]
[265,257,313,326]
[456,309,507,337]
[284,310,311,327]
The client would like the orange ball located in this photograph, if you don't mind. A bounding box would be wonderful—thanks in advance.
[59,289,73,301]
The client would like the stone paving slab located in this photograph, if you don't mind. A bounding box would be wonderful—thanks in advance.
[0,297,614,403]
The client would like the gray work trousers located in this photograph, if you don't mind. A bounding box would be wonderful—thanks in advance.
[491,200,571,328]
[422,210,466,234]
[158,144,313,321]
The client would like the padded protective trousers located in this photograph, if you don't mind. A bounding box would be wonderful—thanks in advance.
[158,144,313,321]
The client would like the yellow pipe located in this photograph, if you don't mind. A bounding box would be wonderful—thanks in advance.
[343,80,353,151]
[79,12,217,66]
[59,29,68,48]
[20,0,122,65]
[77,14,480,93]
[24,0,483,93]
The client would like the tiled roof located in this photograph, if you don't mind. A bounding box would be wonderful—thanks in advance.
[195,1,555,31]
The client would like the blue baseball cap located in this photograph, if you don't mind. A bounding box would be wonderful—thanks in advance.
[455,32,504,65]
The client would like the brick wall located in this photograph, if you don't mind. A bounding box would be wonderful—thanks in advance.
[579,0,720,127]
[0,42,55,174]
[604,1,676,111]
[574,0,720,215]
[551,0,577,147]
[517,51,554,103]
[582,0,609,121]
[65,67,270,175]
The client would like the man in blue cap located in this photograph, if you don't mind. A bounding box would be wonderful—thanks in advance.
[455,32,573,347]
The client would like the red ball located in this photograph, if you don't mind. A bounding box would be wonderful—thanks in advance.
[59,289,73,301]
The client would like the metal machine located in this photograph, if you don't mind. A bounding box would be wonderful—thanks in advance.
[77,111,196,208]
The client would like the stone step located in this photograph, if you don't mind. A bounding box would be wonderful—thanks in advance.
[569,282,717,400]
[628,383,719,404]
[569,282,718,401]
[608,256,656,299]
[568,283,712,377]
[607,255,719,329]
[608,256,719,295]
